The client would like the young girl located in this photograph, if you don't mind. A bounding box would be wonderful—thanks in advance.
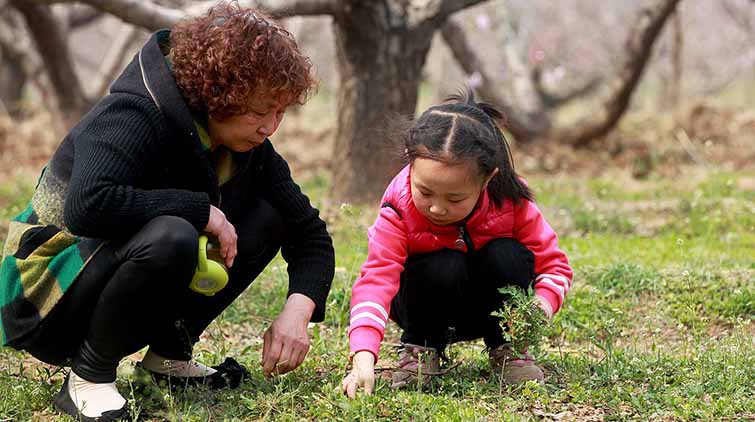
[342,88,572,397]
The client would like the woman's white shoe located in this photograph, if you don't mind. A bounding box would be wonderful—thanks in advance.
[53,371,127,421]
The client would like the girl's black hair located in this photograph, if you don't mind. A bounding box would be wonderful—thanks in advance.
[404,86,532,206]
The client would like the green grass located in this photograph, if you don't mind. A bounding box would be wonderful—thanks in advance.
[0,167,753,421]
[0,179,35,240]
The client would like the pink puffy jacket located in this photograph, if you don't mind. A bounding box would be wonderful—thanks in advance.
[349,165,572,360]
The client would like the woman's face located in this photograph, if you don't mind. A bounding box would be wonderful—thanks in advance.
[207,91,289,152]
[410,157,493,226]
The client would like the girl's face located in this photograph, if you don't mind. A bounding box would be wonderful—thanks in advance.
[207,91,289,152]
[410,157,494,226]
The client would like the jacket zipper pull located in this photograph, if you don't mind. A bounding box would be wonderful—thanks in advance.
[455,226,466,250]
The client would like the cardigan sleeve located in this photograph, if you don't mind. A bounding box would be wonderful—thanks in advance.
[261,141,335,322]
[64,96,211,238]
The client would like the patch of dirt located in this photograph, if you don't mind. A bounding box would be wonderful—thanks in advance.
[513,100,754,180]
[0,350,62,380]
[683,103,755,144]
[0,112,59,180]
[272,126,335,178]
[531,403,607,422]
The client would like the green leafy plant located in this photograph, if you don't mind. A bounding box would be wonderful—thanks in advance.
[493,286,549,355]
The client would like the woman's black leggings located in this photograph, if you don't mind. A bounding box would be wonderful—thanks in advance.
[20,199,285,383]
[390,238,535,351]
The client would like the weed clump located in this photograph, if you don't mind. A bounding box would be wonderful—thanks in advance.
[494,286,549,356]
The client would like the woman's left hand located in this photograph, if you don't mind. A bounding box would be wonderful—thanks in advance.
[261,293,315,377]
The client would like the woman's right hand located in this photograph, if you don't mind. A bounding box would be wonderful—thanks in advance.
[204,205,237,267]
[342,351,376,399]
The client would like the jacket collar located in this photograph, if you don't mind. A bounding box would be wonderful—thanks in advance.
[137,30,198,140]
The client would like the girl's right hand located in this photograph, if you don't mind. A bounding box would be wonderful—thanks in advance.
[204,205,237,267]
[342,351,376,399]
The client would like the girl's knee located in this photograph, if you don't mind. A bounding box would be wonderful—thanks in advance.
[478,238,535,288]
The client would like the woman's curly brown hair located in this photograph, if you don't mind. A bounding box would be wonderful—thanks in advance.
[170,2,316,120]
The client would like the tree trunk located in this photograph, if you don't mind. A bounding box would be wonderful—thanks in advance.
[0,13,28,117]
[668,8,682,108]
[499,20,548,131]
[10,0,90,127]
[0,53,25,117]
[329,3,436,204]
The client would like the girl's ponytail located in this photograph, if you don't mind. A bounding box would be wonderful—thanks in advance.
[486,123,532,205]
[457,87,532,205]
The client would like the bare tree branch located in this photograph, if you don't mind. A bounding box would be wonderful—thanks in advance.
[440,18,543,141]
[10,0,90,126]
[668,8,682,107]
[698,47,755,96]
[499,17,550,122]
[256,0,339,18]
[91,26,142,99]
[531,66,602,108]
[186,0,338,18]
[0,21,35,73]
[30,0,339,31]
[52,0,182,30]
[68,4,103,28]
[0,19,37,81]
[435,0,488,21]
[409,0,487,29]
[552,0,683,147]
[721,0,753,33]
[0,14,61,120]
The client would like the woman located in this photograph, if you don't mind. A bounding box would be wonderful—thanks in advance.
[0,4,334,421]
